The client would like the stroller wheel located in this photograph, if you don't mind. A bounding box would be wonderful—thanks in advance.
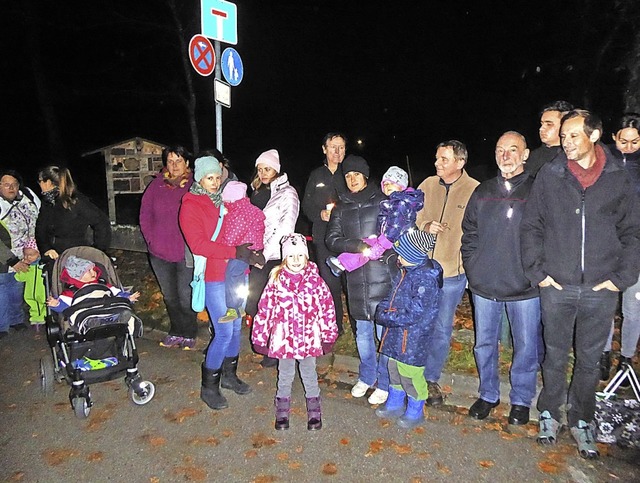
[72,397,90,419]
[130,380,155,405]
[40,358,55,395]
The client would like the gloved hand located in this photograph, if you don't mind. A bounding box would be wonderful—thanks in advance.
[235,243,253,263]
[367,241,387,260]
[250,249,266,267]
[322,342,334,354]
[253,344,269,356]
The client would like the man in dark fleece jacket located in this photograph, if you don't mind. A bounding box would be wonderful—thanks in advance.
[521,109,640,459]
[462,131,540,426]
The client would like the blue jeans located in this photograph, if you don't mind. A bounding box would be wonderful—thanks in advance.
[424,274,467,382]
[204,282,242,370]
[0,273,25,332]
[149,254,196,338]
[225,259,248,311]
[537,285,617,427]
[355,319,389,390]
[604,274,640,357]
[472,294,541,406]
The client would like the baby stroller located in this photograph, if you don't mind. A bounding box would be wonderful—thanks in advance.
[39,246,155,418]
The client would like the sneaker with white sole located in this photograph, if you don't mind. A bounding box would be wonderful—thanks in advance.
[368,388,389,405]
[351,380,370,398]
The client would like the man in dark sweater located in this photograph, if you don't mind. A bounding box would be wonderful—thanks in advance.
[524,100,573,177]
[461,131,540,426]
[521,110,640,458]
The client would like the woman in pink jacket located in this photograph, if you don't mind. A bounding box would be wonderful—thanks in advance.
[251,233,338,431]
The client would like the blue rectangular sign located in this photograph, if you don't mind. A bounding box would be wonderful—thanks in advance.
[201,0,237,45]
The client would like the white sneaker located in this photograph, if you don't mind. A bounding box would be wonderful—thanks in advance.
[351,380,370,398]
[368,388,389,405]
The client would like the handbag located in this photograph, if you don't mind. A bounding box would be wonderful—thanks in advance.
[190,208,225,312]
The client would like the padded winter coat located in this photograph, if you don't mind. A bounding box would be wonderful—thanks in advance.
[261,173,300,262]
[377,188,424,242]
[325,183,397,321]
[376,259,443,367]
[251,261,338,359]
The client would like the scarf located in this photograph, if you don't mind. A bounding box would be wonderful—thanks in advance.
[189,181,222,207]
[568,144,606,189]
[162,167,191,189]
[42,187,59,206]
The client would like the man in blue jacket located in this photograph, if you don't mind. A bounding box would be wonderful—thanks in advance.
[462,131,541,426]
[521,110,640,459]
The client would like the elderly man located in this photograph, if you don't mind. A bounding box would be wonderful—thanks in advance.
[0,169,41,337]
[415,140,479,406]
[525,100,574,177]
[461,132,540,425]
[302,132,348,334]
[521,110,640,458]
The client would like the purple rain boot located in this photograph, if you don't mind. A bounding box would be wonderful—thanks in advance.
[275,396,291,430]
[306,396,322,431]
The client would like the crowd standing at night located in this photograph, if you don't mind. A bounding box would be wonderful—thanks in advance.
[2,105,639,460]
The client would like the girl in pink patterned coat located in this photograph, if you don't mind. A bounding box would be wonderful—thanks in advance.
[251,233,338,431]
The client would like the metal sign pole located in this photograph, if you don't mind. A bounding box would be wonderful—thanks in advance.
[215,40,223,152]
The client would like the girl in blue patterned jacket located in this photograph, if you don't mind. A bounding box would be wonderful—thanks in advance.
[375,229,443,429]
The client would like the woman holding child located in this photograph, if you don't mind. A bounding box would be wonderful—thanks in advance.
[179,156,261,410]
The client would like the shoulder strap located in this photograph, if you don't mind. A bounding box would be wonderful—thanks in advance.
[211,208,225,241]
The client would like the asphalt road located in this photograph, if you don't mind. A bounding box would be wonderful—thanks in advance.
[1,325,638,483]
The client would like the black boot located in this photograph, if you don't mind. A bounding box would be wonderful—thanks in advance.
[599,351,611,381]
[306,396,322,431]
[201,364,228,410]
[616,356,633,388]
[275,397,290,430]
[221,356,252,394]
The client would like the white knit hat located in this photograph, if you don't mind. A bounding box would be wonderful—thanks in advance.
[281,233,309,259]
[381,166,409,190]
[255,149,281,173]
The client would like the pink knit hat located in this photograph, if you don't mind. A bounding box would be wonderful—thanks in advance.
[255,149,281,173]
[281,233,309,259]
[23,237,39,251]
[222,181,248,202]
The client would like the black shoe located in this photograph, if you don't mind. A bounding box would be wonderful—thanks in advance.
[426,381,444,407]
[508,405,530,425]
[616,356,633,388]
[599,351,611,381]
[12,323,28,331]
[0,331,8,339]
[260,356,278,368]
[469,398,500,420]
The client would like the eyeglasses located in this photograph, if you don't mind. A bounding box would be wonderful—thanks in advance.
[1,182,19,189]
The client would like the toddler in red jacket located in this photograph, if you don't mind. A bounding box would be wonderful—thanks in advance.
[251,233,338,431]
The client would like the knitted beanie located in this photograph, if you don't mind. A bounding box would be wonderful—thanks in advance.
[281,233,309,259]
[23,237,39,251]
[65,255,95,279]
[255,149,281,173]
[342,155,370,178]
[194,156,222,182]
[381,166,409,190]
[222,181,248,202]
[393,229,432,265]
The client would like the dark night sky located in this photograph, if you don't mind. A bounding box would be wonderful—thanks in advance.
[2,0,637,210]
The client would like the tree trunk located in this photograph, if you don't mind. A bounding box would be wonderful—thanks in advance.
[625,29,640,112]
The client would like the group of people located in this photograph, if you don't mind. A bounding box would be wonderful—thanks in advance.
[2,103,639,457]
[1,165,111,338]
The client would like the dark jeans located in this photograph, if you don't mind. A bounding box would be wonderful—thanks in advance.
[313,240,346,334]
[225,258,248,311]
[149,254,197,338]
[537,284,617,427]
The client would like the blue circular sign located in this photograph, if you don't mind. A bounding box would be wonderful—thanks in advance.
[221,48,244,86]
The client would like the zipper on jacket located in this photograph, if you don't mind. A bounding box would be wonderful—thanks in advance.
[581,190,586,283]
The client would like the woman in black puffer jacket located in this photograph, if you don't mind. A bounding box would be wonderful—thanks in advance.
[326,155,397,404]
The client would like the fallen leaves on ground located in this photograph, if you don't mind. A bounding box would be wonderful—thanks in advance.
[252,476,278,483]
[339,437,350,445]
[322,463,338,475]
[251,432,278,448]
[87,451,104,462]
[8,472,24,480]
[188,436,220,446]
[288,461,302,470]
[86,405,116,431]
[140,434,166,447]
[277,452,288,461]
[222,429,234,437]
[164,407,199,423]
[245,450,258,459]
[436,461,451,474]
[172,465,207,481]
[365,438,385,456]
[537,460,561,474]
[43,448,80,466]
[450,340,464,351]
[478,460,494,468]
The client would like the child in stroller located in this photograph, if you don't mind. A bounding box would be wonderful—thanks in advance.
[46,254,141,336]
[40,246,154,418]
